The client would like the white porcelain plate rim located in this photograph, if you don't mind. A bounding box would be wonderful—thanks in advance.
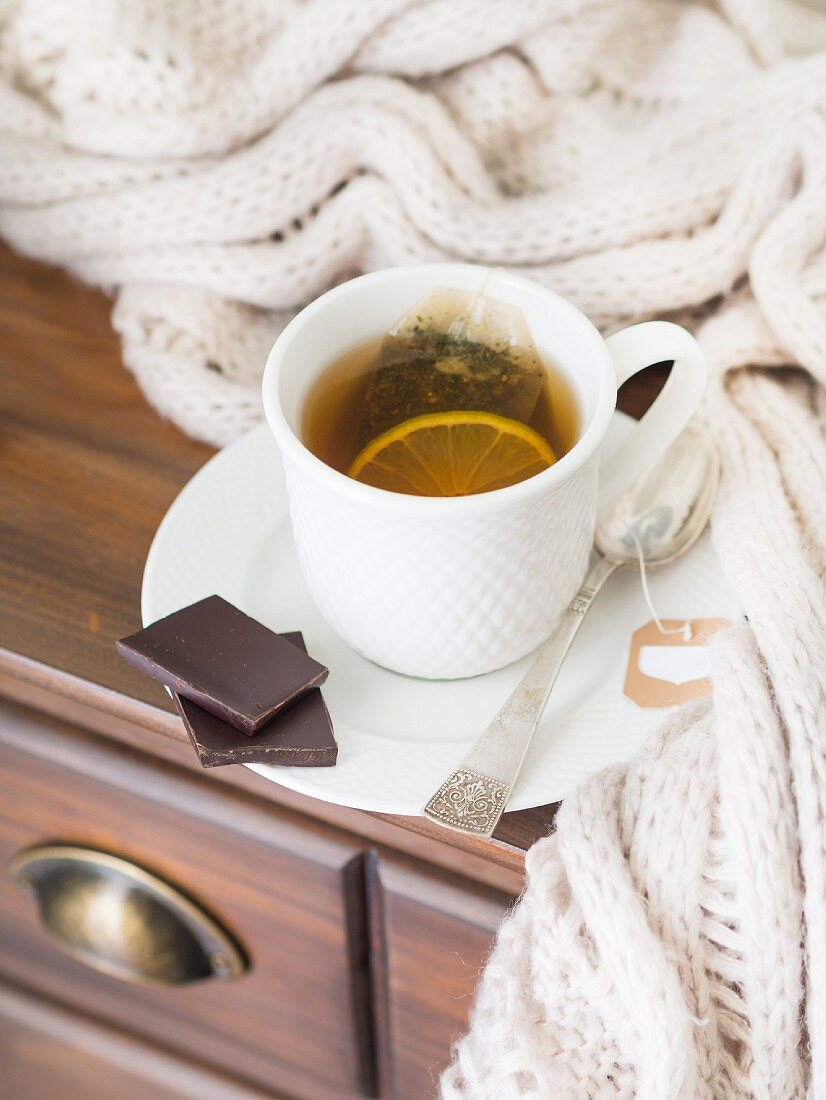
[142,418,741,816]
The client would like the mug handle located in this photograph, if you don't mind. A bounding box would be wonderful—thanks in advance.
[597,321,708,514]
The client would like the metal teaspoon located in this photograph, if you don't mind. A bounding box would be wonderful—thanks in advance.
[421,428,720,837]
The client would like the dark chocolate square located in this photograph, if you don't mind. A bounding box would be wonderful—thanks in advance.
[116,596,328,734]
[175,632,337,768]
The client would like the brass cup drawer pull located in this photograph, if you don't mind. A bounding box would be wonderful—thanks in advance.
[9,844,247,987]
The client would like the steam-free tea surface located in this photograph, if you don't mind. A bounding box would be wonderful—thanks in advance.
[347,410,556,496]
[301,333,580,494]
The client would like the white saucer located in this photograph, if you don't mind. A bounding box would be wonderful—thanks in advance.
[142,417,740,816]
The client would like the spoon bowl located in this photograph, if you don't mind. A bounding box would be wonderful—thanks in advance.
[596,428,719,569]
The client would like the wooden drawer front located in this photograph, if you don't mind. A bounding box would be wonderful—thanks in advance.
[0,703,371,1100]
[0,981,278,1100]
[372,856,513,1099]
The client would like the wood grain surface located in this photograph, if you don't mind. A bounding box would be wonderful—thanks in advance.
[368,854,512,1099]
[0,980,282,1100]
[0,244,666,863]
[0,701,374,1099]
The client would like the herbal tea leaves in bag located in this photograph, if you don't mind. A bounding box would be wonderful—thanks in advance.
[357,287,546,445]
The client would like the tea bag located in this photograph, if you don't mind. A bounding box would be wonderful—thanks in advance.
[357,282,546,445]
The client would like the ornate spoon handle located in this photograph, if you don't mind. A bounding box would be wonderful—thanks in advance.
[421,554,618,837]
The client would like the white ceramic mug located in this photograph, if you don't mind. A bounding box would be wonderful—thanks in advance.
[263,265,706,679]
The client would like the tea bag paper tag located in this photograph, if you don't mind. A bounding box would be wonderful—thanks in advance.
[623,619,730,708]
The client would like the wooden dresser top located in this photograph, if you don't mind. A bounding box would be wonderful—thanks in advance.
[0,244,664,887]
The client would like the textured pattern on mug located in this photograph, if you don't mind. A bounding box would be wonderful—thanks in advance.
[283,458,598,679]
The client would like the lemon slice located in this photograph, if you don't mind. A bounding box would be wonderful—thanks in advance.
[348,411,556,496]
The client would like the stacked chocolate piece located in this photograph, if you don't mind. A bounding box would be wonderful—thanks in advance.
[117,596,337,768]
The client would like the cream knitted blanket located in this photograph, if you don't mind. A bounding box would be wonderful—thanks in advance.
[0,1,824,1095]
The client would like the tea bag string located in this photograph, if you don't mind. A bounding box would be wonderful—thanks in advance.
[448,268,494,341]
[628,528,693,641]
